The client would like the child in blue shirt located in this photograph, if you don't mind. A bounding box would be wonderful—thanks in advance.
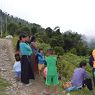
[37,48,45,75]
[13,54,21,81]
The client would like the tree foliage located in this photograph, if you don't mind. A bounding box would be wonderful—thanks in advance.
[0,9,90,56]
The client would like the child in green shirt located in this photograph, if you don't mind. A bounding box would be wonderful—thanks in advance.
[44,49,59,95]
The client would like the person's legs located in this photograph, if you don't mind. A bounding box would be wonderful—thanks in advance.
[54,85,57,94]
[83,78,95,95]
[15,71,21,81]
[21,56,29,84]
[83,78,93,90]
[38,64,41,76]
[45,75,52,94]
[93,68,95,86]
[38,64,44,76]
[28,56,35,80]
[53,75,59,94]
[65,86,78,92]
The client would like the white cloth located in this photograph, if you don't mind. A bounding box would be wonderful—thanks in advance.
[13,61,21,72]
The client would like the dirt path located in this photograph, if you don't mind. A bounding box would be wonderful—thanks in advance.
[0,39,45,95]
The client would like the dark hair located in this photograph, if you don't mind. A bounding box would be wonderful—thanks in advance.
[19,34,27,40]
[16,40,20,52]
[15,54,20,61]
[38,48,43,52]
[79,60,87,67]
[30,36,36,42]
[47,48,53,54]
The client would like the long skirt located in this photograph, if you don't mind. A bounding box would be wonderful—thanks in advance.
[31,53,38,73]
[21,55,35,84]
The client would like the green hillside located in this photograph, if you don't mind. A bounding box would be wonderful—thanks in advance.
[57,53,93,95]
[0,9,94,95]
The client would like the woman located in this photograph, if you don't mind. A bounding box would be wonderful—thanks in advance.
[19,34,35,84]
[30,36,38,73]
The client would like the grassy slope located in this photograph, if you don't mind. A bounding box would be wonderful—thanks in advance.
[58,53,94,95]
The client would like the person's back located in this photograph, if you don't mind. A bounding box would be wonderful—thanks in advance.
[71,68,89,87]
[44,49,59,95]
[13,61,21,72]
[46,55,57,76]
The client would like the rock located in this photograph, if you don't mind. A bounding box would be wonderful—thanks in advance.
[5,35,13,39]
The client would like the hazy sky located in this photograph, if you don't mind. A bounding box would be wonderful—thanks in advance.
[0,0,95,36]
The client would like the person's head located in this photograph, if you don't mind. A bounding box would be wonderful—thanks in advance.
[19,34,27,42]
[30,36,36,42]
[15,54,20,61]
[25,36,30,42]
[79,60,87,68]
[39,48,44,54]
[47,48,53,55]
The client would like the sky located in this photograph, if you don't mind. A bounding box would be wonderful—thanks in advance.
[0,0,95,37]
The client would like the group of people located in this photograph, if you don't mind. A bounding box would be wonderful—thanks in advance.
[13,34,59,95]
[13,33,95,95]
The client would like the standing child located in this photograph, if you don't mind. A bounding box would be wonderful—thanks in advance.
[13,54,21,81]
[44,49,59,95]
[38,48,45,75]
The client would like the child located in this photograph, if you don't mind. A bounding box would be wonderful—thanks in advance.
[44,49,59,95]
[37,48,45,75]
[13,54,21,81]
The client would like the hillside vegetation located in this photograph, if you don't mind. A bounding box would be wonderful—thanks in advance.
[0,9,94,95]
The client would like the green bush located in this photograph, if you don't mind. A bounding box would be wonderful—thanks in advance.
[69,48,77,54]
[54,46,64,56]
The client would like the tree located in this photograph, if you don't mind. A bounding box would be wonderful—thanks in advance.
[45,27,53,38]
[53,26,61,35]
[31,27,37,35]
[50,35,64,48]
[7,23,17,35]
[63,30,88,55]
